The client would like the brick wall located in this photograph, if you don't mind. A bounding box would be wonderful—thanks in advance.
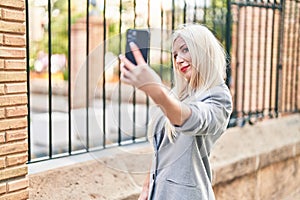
[0,0,29,199]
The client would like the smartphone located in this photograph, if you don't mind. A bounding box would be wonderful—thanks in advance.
[125,29,150,65]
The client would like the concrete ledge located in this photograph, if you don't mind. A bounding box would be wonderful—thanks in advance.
[29,114,300,199]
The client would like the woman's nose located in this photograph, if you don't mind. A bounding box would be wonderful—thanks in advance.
[176,55,184,63]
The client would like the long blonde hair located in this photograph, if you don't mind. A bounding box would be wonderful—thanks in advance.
[172,24,227,100]
[150,24,227,143]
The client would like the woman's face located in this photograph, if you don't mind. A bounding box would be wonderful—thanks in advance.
[173,36,192,81]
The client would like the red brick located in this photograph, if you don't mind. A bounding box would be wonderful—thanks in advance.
[3,34,26,46]
[5,60,26,70]
[0,182,6,195]
[0,94,27,106]
[5,83,27,94]
[0,117,27,131]
[0,72,26,83]
[0,108,5,119]
[6,153,27,167]
[0,132,5,143]
[0,189,28,200]
[0,165,27,181]
[6,128,27,142]
[0,20,25,34]
[0,141,27,156]
[1,8,25,22]
[7,178,28,192]
[0,47,25,59]
[0,157,5,169]
[0,0,25,10]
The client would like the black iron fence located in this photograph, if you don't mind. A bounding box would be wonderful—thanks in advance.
[26,0,299,163]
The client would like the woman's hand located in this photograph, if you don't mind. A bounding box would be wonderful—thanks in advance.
[119,42,164,99]
[138,173,150,200]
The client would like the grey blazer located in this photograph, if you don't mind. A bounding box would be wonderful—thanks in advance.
[148,83,232,200]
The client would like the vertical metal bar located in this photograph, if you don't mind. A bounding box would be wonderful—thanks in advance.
[256,0,263,118]
[102,0,107,147]
[269,1,277,117]
[220,0,227,43]
[86,0,90,151]
[193,0,197,23]
[160,0,164,79]
[275,0,285,117]
[183,0,187,24]
[241,3,248,121]
[249,4,255,118]
[204,0,207,24]
[25,0,31,162]
[47,0,53,158]
[285,0,293,112]
[295,1,300,111]
[212,0,216,32]
[67,0,72,154]
[290,0,297,112]
[146,0,151,139]
[132,0,137,143]
[118,0,122,146]
[262,1,269,116]
[171,0,175,88]
[225,0,232,87]
[233,5,241,123]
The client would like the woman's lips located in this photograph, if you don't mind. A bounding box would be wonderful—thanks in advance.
[180,65,190,73]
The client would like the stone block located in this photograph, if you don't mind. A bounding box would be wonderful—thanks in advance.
[0,20,26,34]
[6,153,27,167]
[0,71,26,82]
[0,117,27,131]
[0,94,27,107]
[258,144,294,169]
[5,60,26,70]
[0,157,5,169]
[0,182,6,195]
[0,108,5,119]
[4,82,27,94]
[0,141,27,156]
[0,190,29,200]
[4,34,26,46]
[5,105,27,118]
[0,165,27,181]
[213,173,257,200]
[257,156,300,200]
[6,128,27,142]
[0,132,5,143]
[0,0,25,9]
[213,156,257,185]
[7,178,28,192]
[2,8,25,22]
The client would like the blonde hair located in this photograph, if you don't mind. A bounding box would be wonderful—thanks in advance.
[149,24,227,143]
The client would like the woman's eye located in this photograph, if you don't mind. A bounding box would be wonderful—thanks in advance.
[182,48,189,53]
[173,54,178,59]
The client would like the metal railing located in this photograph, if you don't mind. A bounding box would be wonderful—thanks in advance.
[26,0,299,163]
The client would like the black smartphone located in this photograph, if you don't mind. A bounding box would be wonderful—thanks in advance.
[125,29,150,65]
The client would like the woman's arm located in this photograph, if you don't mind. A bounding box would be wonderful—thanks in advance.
[119,42,191,126]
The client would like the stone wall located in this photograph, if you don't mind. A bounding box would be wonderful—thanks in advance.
[0,0,28,199]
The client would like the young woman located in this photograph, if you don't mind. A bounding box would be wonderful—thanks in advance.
[119,24,232,200]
